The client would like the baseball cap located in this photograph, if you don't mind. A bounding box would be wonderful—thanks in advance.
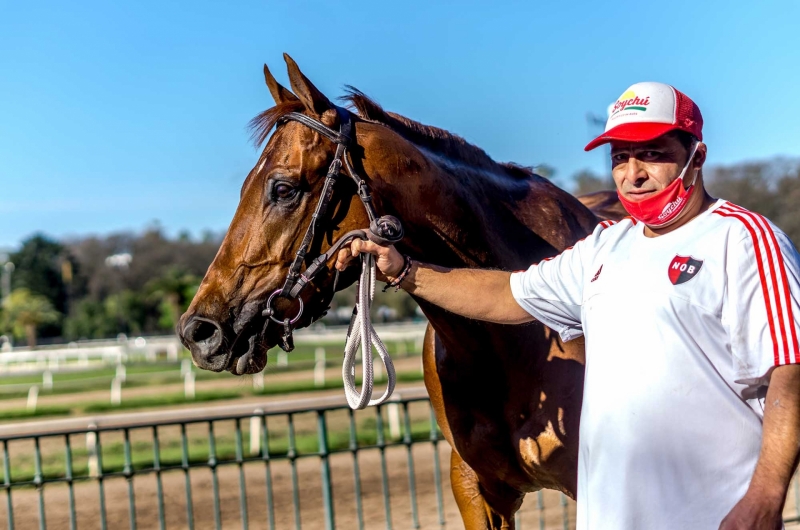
[584,82,703,151]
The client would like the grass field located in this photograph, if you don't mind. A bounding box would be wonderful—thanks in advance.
[0,370,425,420]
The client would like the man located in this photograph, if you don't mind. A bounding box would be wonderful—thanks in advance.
[336,82,800,529]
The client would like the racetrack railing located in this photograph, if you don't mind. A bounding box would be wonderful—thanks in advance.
[0,389,798,529]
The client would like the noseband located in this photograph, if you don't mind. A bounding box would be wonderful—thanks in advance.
[261,105,404,351]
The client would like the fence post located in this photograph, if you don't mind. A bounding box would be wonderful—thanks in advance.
[253,371,264,392]
[27,386,39,412]
[277,351,288,367]
[250,409,263,455]
[184,372,195,400]
[110,377,122,405]
[167,342,179,362]
[387,394,402,440]
[42,370,53,391]
[181,359,192,376]
[317,411,335,530]
[116,363,126,383]
[87,425,99,478]
[314,348,326,387]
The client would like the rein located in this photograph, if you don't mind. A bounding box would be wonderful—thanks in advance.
[260,105,403,409]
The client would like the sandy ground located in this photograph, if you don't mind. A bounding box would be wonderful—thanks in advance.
[5,444,800,530]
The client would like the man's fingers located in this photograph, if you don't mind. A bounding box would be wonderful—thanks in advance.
[335,248,351,271]
[335,237,391,271]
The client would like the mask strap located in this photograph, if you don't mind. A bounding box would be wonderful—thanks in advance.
[681,141,701,188]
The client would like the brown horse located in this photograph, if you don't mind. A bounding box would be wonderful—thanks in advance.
[179,54,619,529]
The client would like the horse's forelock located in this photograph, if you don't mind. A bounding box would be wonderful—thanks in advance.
[248,100,307,147]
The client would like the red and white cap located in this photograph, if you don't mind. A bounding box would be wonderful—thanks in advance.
[584,82,703,151]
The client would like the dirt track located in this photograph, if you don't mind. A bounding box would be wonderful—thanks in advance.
[5,445,800,529]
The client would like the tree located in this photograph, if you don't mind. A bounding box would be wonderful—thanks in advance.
[1,288,61,347]
[146,268,201,331]
[10,234,71,314]
[706,158,800,246]
[572,169,611,196]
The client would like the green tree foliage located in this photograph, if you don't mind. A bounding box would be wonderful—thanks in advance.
[8,234,75,339]
[63,290,155,340]
[10,235,70,310]
[145,268,200,330]
[1,288,61,347]
[58,226,219,340]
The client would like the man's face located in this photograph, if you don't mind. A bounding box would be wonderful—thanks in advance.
[610,133,695,202]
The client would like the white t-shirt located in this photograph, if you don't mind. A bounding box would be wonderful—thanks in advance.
[510,199,800,530]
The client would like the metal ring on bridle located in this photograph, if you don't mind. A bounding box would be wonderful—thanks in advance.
[265,289,304,325]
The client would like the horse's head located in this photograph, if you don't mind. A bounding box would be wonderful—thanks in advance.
[178,54,372,374]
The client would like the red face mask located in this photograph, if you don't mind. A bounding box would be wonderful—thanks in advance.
[617,142,700,228]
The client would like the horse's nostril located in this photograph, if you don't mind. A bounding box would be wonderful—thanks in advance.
[180,316,229,372]
[189,319,218,344]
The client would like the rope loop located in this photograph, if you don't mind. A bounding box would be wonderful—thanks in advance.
[341,252,397,409]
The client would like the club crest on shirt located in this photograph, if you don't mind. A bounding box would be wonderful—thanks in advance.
[668,255,704,285]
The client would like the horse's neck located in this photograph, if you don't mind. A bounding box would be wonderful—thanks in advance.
[365,139,597,271]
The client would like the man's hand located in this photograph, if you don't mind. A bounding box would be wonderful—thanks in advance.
[334,237,405,283]
[719,364,800,529]
[718,492,783,530]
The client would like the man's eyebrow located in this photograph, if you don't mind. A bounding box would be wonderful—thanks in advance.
[611,142,667,152]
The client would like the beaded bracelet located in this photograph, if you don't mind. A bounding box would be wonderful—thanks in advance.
[382,255,413,292]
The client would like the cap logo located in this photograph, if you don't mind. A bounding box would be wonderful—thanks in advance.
[611,90,651,116]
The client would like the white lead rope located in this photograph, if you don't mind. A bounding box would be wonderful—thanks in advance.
[341,252,396,409]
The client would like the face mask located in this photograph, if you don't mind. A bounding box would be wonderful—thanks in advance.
[617,142,700,228]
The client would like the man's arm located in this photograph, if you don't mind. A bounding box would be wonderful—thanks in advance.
[719,364,800,530]
[335,239,534,324]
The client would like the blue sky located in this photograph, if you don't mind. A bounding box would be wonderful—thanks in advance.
[2,0,799,248]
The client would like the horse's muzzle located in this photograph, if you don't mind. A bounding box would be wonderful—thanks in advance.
[179,315,229,372]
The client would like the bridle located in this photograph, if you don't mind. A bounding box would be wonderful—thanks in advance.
[260,105,404,351]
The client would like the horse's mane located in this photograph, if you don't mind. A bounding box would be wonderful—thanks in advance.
[247,89,535,180]
[343,87,534,180]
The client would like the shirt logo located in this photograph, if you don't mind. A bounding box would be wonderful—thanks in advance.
[668,255,703,285]
[591,265,603,282]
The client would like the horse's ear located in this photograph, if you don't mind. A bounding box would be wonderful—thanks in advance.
[263,63,298,105]
[283,53,332,116]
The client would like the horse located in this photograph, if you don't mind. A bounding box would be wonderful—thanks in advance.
[179,54,621,529]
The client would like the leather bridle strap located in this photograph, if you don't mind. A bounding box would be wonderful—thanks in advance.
[261,105,404,352]
[276,107,354,299]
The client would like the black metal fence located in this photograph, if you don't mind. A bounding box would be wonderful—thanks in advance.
[1,390,798,529]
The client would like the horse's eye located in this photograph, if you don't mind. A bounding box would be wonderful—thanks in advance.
[273,182,298,201]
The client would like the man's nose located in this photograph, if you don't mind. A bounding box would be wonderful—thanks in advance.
[623,157,647,184]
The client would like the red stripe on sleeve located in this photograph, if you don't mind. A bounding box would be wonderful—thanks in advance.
[715,206,781,365]
[729,206,799,363]
[731,205,797,364]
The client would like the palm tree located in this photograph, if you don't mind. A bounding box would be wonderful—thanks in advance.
[1,288,61,348]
